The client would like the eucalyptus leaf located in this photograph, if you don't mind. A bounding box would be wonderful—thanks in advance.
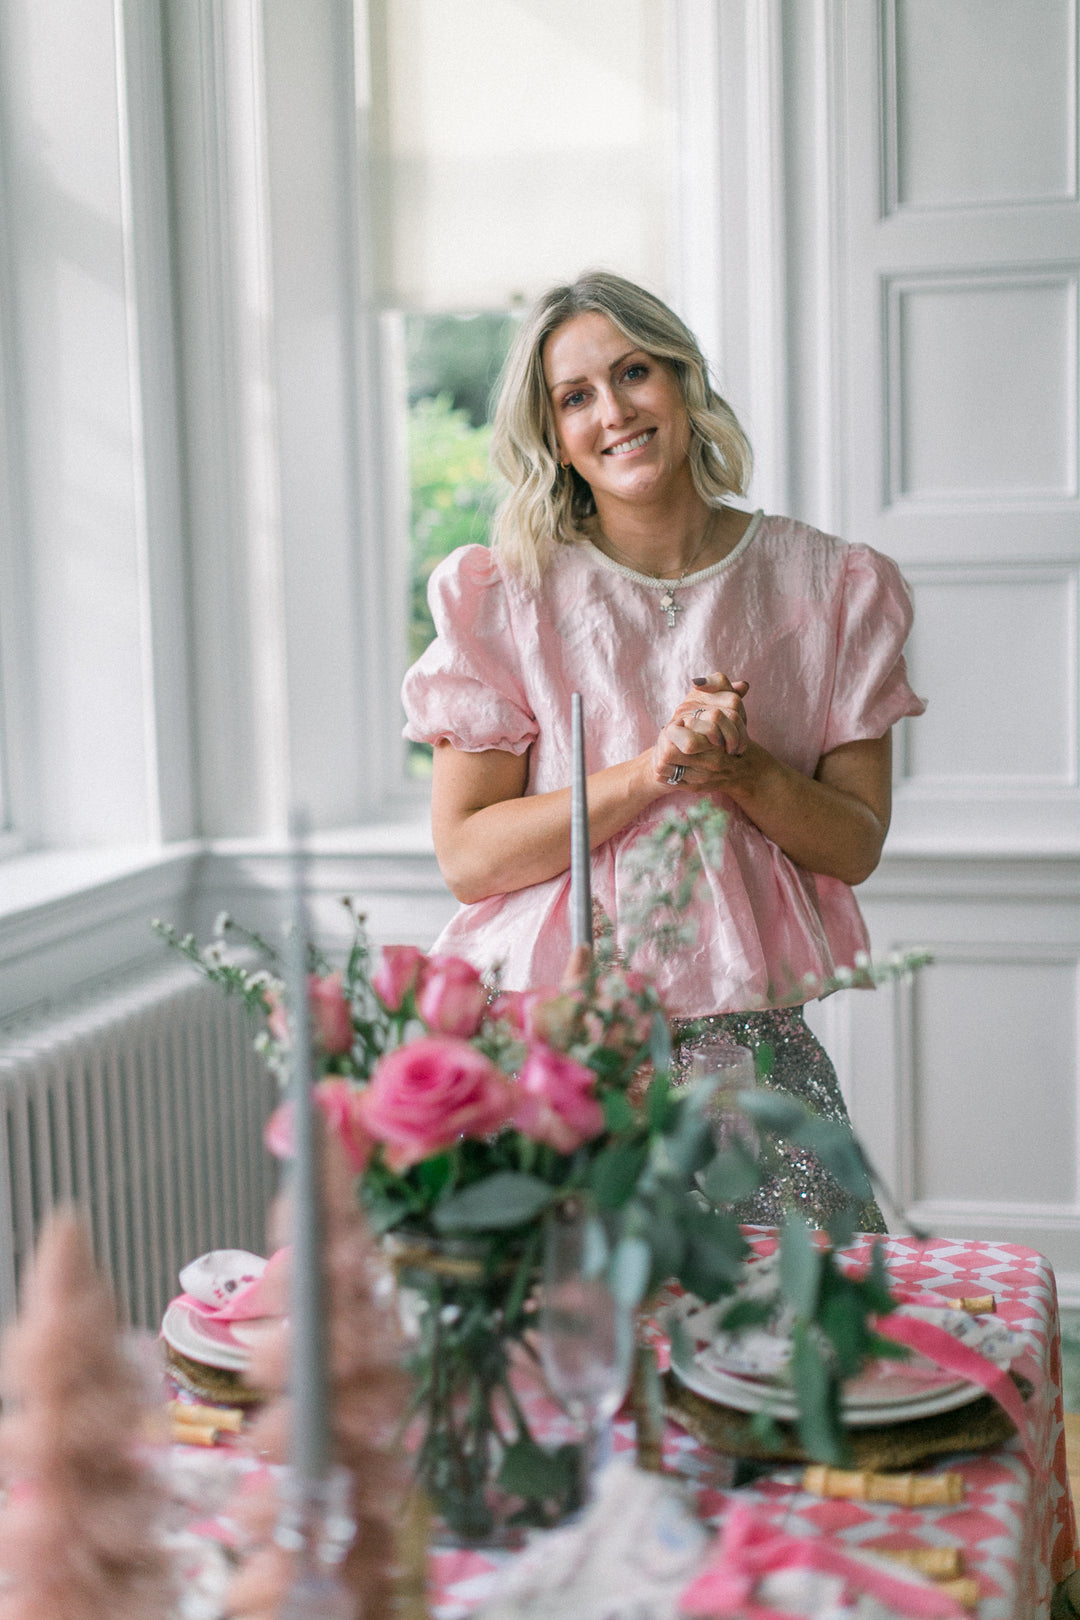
[679,1205,748,1300]
[718,1296,775,1334]
[792,1326,847,1465]
[432,1171,554,1232]
[866,1239,895,1313]
[649,1012,673,1073]
[610,1235,651,1309]
[601,1091,636,1134]
[589,1047,626,1083]
[637,1207,684,1287]
[779,1217,821,1317]
[416,1151,454,1200]
[658,1111,713,1181]
[865,1331,911,1363]
[699,1141,762,1207]
[825,1205,857,1250]
[817,1281,870,1379]
[667,1308,693,1373]
[738,1088,805,1135]
[749,1407,786,1452]
[582,1214,611,1279]
[646,1074,675,1133]
[589,1142,648,1209]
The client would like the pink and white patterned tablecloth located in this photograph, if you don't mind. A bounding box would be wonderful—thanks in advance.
[429,1235,1079,1620]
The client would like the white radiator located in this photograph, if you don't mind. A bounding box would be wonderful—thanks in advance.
[0,962,278,1330]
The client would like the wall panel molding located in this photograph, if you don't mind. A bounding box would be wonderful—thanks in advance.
[880,0,1079,215]
[897,563,1079,793]
[883,266,1080,507]
[895,943,1080,1209]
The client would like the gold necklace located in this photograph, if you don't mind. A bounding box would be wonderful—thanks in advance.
[597,512,718,627]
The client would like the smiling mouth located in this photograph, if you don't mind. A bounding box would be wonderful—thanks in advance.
[603,429,655,456]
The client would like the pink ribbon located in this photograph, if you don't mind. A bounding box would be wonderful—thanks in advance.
[679,1502,968,1618]
[875,1310,1041,1470]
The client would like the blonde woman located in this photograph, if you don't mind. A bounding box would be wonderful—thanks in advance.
[402,272,924,1228]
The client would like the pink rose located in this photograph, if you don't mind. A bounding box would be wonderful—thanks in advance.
[264,1079,373,1173]
[373,944,427,1012]
[513,1042,605,1154]
[263,973,353,1056]
[417,955,487,1038]
[363,1036,514,1170]
[309,972,354,1055]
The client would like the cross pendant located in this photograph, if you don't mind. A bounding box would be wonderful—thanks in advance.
[660,590,679,626]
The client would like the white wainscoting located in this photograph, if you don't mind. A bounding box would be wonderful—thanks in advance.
[6,835,1080,1299]
[808,855,1080,1305]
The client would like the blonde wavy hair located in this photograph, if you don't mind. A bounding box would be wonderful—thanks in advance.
[489,272,752,583]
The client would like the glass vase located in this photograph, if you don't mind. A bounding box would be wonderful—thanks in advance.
[388,1231,581,1546]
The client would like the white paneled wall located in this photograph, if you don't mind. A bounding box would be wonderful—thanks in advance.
[2,0,1079,1303]
[776,0,1080,1297]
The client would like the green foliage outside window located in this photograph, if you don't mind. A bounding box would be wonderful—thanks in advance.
[405,313,515,779]
[408,394,497,666]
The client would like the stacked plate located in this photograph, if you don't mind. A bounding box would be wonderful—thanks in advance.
[667,1296,1021,1428]
[161,1299,262,1373]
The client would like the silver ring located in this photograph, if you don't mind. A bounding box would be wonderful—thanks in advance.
[667,765,686,785]
[692,707,705,721]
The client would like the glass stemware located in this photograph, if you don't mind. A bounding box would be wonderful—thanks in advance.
[538,1202,634,1504]
[689,1038,757,1153]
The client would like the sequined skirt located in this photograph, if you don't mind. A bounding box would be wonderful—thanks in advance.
[670,1006,886,1233]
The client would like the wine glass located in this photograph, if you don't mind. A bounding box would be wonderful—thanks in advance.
[689,1038,757,1153]
[538,1202,634,1505]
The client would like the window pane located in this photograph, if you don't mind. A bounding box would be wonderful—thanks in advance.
[404,312,516,779]
[370,0,673,310]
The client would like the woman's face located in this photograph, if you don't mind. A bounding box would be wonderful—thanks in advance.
[542,312,693,511]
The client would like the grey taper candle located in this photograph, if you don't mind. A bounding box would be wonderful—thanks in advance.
[570,693,593,950]
[284,818,330,1486]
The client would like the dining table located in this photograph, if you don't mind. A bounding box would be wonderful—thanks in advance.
[164,1232,1079,1619]
[426,1233,1079,1620]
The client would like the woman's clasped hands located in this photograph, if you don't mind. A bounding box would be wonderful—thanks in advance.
[652,671,751,793]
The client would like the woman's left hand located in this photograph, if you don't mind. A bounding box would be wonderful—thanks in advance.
[673,672,750,757]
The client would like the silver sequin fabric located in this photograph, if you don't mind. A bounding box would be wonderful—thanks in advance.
[670,1006,887,1233]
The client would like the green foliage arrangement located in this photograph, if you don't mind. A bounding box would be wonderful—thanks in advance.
[156,803,931,1538]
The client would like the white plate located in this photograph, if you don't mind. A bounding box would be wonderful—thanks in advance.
[669,1349,990,1428]
[161,1299,251,1372]
[677,1298,1019,1390]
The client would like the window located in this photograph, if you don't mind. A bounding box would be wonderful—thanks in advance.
[367,0,675,783]
[403,312,516,777]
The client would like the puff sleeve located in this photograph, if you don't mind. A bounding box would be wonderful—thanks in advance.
[401,545,539,755]
[820,544,927,754]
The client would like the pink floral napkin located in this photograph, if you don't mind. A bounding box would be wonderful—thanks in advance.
[174,1248,288,1321]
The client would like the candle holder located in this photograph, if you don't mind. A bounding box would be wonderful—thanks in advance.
[277,1464,357,1620]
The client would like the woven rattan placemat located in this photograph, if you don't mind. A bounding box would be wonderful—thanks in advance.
[164,1342,263,1407]
[664,1371,1025,1471]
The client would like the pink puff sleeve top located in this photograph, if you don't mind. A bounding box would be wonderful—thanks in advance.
[402,513,926,1016]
